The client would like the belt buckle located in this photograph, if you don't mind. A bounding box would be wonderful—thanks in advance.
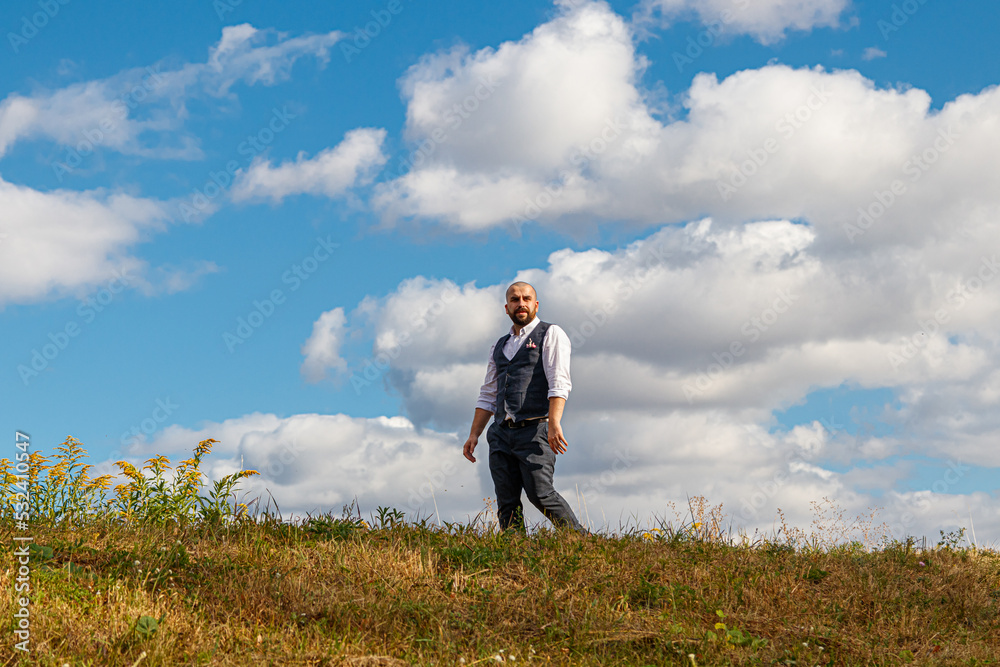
[505,416,545,429]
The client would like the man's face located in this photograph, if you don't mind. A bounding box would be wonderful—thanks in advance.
[505,286,538,327]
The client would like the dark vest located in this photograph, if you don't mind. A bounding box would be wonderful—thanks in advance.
[493,320,552,423]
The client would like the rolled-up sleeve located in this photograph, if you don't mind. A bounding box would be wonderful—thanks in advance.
[542,325,572,400]
[475,341,499,413]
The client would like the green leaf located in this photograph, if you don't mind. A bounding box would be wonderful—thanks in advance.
[28,544,54,561]
[135,615,159,638]
[804,566,829,583]
[62,562,87,576]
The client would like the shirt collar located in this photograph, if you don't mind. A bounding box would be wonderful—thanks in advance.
[509,315,539,338]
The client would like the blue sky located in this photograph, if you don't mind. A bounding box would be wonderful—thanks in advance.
[3,0,1000,543]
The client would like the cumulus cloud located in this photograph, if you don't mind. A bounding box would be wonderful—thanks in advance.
[231,128,387,203]
[373,0,658,232]
[289,216,1000,539]
[0,24,342,161]
[247,0,1000,543]
[371,0,1000,263]
[0,176,171,305]
[310,219,1000,438]
[302,276,500,420]
[110,405,1000,542]
[72,0,1000,543]
[635,0,853,44]
[117,412,482,523]
[300,307,349,383]
[0,173,233,304]
[0,23,346,305]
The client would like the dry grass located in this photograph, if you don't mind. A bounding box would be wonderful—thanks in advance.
[2,441,999,665]
[2,506,1000,666]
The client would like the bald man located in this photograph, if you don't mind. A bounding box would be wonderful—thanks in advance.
[463,282,586,534]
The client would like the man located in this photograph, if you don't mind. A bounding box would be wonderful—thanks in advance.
[462,281,586,534]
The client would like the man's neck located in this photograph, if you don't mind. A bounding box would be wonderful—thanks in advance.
[511,315,536,336]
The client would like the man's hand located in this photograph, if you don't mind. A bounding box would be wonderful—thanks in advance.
[464,408,493,463]
[548,420,568,455]
[463,435,478,463]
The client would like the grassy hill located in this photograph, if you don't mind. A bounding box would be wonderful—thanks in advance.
[2,438,999,665]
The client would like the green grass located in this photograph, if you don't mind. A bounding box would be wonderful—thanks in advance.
[2,439,1000,665]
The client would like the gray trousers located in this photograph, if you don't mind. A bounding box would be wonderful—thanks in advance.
[486,419,586,533]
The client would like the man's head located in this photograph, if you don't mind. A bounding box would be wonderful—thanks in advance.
[505,281,538,327]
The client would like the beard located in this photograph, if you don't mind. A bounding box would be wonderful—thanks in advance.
[507,305,537,326]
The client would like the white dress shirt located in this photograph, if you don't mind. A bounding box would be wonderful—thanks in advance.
[475,315,572,415]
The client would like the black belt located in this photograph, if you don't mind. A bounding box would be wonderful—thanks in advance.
[501,416,548,429]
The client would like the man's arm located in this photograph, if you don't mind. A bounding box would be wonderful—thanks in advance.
[465,341,499,463]
[542,325,572,455]
[541,325,572,400]
[548,397,568,455]
[463,407,493,463]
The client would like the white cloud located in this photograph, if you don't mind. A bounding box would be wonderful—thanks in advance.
[290,215,1000,543]
[636,0,853,44]
[0,174,231,305]
[132,260,223,296]
[266,5,991,529]
[371,0,1000,261]
[203,23,343,94]
[322,220,1000,439]
[231,128,387,203]
[0,24,342,162]
[64,0,1000,544]
[0,176,170,305]
[0,24,346,305]
[374,0,658,231]
[300,307,349,383]
[115,406,1000,543]
[862,46,887,60]
[120,412,482,523]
